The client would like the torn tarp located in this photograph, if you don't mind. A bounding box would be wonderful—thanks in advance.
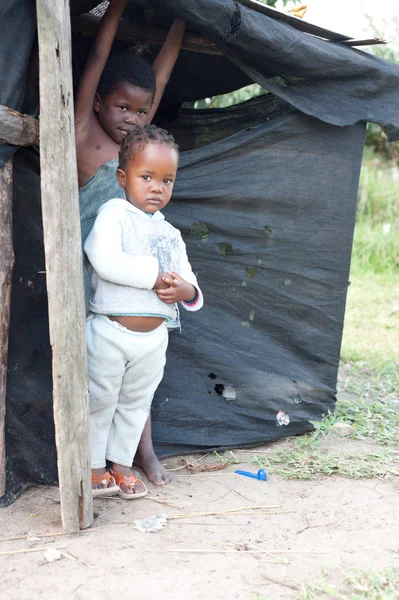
[2,106,365,504]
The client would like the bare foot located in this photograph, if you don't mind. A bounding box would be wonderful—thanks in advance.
[112,463,147,495]
[134,451,172,486]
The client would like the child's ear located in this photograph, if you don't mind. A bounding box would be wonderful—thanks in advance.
[116,168,126,188]
[93,93,102,113]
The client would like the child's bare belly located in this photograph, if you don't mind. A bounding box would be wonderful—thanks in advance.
[108,315,165,332]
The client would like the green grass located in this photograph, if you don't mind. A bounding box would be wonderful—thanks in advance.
[350,222,399,275]
[298,568,399,600]
[251,443,399,480]
[341,273,399,389]
[352,153,399,275]
[249,369,399,479]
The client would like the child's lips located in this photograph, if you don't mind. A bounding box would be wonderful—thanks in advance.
[147,197,162,204]
[118,125,135,135]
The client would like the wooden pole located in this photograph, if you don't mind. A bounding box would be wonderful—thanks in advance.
[36,0,93,531]
[71,14,222,55]
[0,158,14,498]
[0,105,39,147]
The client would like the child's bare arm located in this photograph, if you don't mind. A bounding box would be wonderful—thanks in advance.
[75,0,127,124]
[148,18,185,123]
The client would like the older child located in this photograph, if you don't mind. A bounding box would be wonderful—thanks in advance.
[84,125,203,498]
[75,0,185,490]
[75,0,185,186]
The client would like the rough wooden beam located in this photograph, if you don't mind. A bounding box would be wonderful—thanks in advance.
[238,0,352,41]
[0,159,14,498]
[339,38,386,47]
[0,105,39,147]
[72,13,222,56]
[36,0,93,532]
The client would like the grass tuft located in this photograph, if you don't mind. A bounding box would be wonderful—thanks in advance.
[298,568,399,600]
[251,443,399,480]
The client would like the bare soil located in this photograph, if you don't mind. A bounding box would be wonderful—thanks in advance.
[1,425,399,600]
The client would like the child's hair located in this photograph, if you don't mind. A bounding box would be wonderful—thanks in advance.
[119,125,179,170]
[97,52,156,100]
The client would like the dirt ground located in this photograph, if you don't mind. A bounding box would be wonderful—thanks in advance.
[2,411,399,600]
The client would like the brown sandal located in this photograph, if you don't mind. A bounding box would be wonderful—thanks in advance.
[112,470,148,500]
[92,471,120,497]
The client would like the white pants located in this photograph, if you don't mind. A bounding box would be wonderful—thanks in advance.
[86,313,168,468]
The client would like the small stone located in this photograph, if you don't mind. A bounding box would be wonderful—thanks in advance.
[332,423,355,437]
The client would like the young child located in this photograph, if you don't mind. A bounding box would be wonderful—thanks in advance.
[84,125,203,497]
[75,0,185,187]
[75,0,185,489]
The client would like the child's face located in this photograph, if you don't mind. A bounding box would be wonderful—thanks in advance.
[94,82,153,144]
[116,143,179,214]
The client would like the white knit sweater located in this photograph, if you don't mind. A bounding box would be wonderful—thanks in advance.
[84,198,203,318]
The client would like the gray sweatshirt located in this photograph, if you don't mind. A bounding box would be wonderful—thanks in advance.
[84,198,203,319]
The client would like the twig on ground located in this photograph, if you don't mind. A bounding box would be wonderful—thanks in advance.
[232,489,254,502]
[172,473,236,477]
[0,530,94,544]
[166,453,210,472]
[260,573,299,591]
[0,546,67,557]
[11,571,35,587]
[146,497,184,510]
[210,488,253,504]
[167,505,281,520]
[27,486,46,498]
[64,549,93,567]
[296,520,337,534]
[167,522,244,526]
[168,548,330,554]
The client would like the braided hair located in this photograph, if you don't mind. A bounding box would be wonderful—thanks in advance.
[118,124,179,170]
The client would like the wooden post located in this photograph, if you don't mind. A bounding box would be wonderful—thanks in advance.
[71,14,222,55]
[36,0,93,531]
[0,158,14,498]
[0,105,39,146]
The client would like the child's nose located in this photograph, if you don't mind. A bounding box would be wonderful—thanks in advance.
[124,114,137,125]
[151,180,162,192]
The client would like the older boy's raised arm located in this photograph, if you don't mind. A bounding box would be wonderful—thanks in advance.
[75,0,127,124]
[148,18,185,123]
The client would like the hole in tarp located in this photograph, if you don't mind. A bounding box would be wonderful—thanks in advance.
[229,2,241,36]
[214,384,225,396]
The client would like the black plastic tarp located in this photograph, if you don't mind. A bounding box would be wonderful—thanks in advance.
[2,0,399,166]
[2,104,365,504]
[1,0,397,505]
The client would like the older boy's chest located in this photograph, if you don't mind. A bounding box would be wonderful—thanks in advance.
[122,217,181,271]
[76,120,120,186]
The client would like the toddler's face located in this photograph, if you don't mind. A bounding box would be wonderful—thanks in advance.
[116,143,179,213]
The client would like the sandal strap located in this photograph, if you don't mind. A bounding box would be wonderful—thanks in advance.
[92,471,117,487]
[112,470,143,489]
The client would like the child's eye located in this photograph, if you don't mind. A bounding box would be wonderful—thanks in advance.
[119,106,127,111]
[141,175,151,181]
[164,178,173,185]
[138,110,147,115]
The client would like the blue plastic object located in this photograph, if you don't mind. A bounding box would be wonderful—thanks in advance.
[235,469,267,481]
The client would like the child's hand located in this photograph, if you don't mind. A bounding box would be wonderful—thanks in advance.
[154,272,196,304]
[153,272,170,291]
